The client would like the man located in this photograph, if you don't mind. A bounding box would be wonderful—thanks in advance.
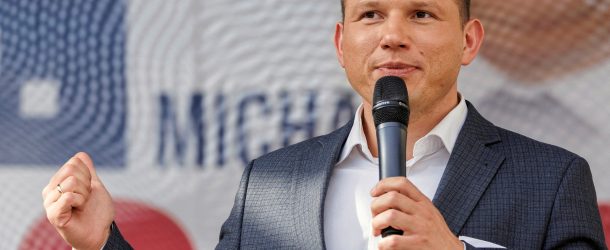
[42,0,606,249]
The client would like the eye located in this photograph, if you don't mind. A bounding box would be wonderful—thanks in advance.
[361,11,381,20]
[414,11,432,19]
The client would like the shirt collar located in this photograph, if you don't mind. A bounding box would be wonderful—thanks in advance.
[337,95,468,165]
[422,94,468,154]
[337,104,376,165]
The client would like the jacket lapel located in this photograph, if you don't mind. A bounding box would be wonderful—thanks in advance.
[292,119,353,249]
[433,102,505,234]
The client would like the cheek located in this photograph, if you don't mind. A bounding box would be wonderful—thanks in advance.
[420,41,462,87]
[343,32,378,80]
[343,32,376,65]
[340,39,377,103]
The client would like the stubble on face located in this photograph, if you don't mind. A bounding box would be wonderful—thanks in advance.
[337,0,466,122]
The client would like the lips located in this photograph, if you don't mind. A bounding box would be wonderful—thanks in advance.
[374,62,420,77]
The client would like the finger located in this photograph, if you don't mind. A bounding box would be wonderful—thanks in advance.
[57,157,92,185]
[74,152,99,181]
[43,185,62,209]
[43,170,89,203]
[59,176,90,198]
[45,157,92,197]
[46,192,86,227]
[66,156,93,185]
[371,177,427,202]
[371,209,418,236]
[371,191,419,217]
[378,234,413,250]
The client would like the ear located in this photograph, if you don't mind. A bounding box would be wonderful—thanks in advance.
[461,19,485,66]
[334,22,346,68]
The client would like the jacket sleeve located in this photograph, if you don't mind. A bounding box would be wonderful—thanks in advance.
[543,156,606,249]
[102,222,134,250]
[216,160,254,249]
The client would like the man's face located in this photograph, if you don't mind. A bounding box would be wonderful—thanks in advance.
[335,0,477,116]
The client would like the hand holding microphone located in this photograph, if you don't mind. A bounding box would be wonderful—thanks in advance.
[369,76,462,249]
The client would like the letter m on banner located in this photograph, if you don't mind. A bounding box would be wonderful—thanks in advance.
[0,0,127,167]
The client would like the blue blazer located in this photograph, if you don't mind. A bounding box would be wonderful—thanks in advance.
[215,102,606,249]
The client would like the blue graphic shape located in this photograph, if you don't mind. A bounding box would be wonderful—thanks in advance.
[0,0,127,167]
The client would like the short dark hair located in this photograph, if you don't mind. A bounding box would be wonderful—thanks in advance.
[340,0,471,25]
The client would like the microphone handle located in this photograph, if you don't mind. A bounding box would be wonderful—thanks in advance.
[382,227,404,237]
[376,122,407,237]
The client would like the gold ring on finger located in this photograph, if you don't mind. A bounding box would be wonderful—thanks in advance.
[56,184,64,194]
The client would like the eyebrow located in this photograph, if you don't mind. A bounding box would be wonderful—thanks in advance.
[409,0,444,14]
[352,0,445,12]
[411,0,441,8]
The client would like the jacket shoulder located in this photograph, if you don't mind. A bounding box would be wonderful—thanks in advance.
[494,126,582,161]
[252,120,353,166]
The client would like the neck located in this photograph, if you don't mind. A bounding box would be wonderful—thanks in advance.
[362,92,459,160]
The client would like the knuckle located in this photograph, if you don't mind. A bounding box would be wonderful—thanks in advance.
[68,156,83,166]
[61,177,74,191]
[371,199,381,214]
[60,192,74,205]
[387,191,400,202]
[62,163,78,176]
[385,235,401,248]
[398,177,408,184]
[65,192,76,201]
[64,158,85,173]
[387,209,400,220]
[65,175,76,184]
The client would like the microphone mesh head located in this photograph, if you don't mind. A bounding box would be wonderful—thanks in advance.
[372,76,410,127]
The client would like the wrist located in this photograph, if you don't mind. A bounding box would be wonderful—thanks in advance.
[89,223,112,250]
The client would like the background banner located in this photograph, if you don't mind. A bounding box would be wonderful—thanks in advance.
[1,0,608,249]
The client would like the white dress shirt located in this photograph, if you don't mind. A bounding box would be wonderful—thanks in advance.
[323,96,468,250]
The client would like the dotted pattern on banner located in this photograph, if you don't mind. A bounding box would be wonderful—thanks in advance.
[0,0,127,167]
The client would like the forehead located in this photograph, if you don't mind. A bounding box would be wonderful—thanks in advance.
[344,0,460,7]
[343,0,461,13]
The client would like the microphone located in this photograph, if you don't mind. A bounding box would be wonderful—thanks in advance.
[372,76,410,238]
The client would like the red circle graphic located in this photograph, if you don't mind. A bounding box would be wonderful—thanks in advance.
[20,199,194,250]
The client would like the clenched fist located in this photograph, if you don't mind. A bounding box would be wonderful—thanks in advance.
[42,152,115,250]
[370,177,463,250]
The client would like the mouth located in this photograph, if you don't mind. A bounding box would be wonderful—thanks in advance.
[374,62,420,77]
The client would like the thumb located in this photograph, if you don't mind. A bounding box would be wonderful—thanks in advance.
[74,152,100,181]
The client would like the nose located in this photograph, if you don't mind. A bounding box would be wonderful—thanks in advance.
[379,16,410,50]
